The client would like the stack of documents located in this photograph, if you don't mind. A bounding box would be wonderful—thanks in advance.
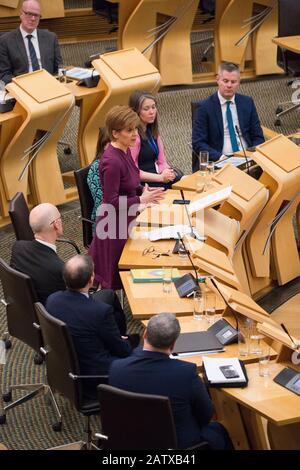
[145,225,203,241]
[66,67,100,80]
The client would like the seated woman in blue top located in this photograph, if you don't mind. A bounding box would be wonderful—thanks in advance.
[129,90,183,189]
[87,129,109,223]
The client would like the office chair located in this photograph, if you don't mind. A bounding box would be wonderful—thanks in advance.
[274,0,300,126]
[35,302,108,448]
[96,384,209,450]
[74,165,94,249]
[8,192,80,254]
[0,258,61,427]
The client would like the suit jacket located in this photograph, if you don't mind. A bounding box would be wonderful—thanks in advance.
[0,27,62,84]
[46,290,132,398]
[10,240,65,305]
[192,92,265,170]
[109,349,214,449]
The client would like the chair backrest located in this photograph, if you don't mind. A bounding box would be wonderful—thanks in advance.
[35,302,83,408]
[98,384,178,449]
[277,0,300,75]
[0,257,42,352]
[74,164,94,248]
[191,101,201,172]
[8,192,34,241]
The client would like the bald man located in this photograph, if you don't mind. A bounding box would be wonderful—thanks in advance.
[11,203,65,304]
[10,203,127,335]
[0,0,62,84]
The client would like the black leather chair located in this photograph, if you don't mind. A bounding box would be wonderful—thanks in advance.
[0,257,61,427]
[274,0,300,125]
[74,165,94,248]
[8,192,80,253]
[97,384,210,450]
[36,302,108,448]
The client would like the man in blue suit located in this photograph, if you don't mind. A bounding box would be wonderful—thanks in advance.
[192,62,264,171]
[109,313,233,450]
[46,254,134,400]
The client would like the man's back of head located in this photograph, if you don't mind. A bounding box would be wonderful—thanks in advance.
[144,313,181,353]
[63,254,94,292]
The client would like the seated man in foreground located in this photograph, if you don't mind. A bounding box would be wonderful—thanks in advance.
[192,62,264,171]
[109,312,233,450]
[10,202,127,335]
[46,254,133,400]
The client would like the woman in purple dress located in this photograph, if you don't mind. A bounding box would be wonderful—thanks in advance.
[89,105,164,290]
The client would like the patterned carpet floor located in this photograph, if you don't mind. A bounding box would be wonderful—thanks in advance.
[1,37,300,449]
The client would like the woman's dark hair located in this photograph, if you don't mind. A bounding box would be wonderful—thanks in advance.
[93,128,110,162]
[129,90,159,139]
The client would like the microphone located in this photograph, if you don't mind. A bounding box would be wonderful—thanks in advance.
[180,190,196,239]
[76,68,100,88]
[235,125,250,175]
[177,232,199,283]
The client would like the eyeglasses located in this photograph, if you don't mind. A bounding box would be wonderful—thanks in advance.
[50,216,61,226]
[142,246,170,259]
[22,10,41,19]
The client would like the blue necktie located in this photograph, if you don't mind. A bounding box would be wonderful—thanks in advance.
[226,101,239,153]
[26,34,40,71]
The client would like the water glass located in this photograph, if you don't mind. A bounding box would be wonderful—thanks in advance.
[193,290,205,320]
[238,329,249,357]
[249,323,263,355]
[162,267,172,294]
[205,291,216,324]
[198,151,209,175]
[178,241,188,258]
[259,345,271,377]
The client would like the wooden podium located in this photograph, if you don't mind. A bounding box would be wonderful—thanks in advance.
[0,70,75,217]
[246,135,300,293]
[67,48,160,168]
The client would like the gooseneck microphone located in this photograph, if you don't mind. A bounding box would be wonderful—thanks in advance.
[180,189,196,239]
[235,125,250,175]
[177,233,199,282]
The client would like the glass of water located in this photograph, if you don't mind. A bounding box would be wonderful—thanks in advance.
[205,290,216,324]
[204,161,215,190]
[193,290,205,321]
[249,323,263,355]
[162,267,172,294]
[259,345,270,377]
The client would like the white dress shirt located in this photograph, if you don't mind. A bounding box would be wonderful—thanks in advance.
[218,91,247,156]
[20,26,42,72]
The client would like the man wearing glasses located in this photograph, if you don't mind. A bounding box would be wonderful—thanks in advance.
[10,202,128,336]
[0,0,62,84]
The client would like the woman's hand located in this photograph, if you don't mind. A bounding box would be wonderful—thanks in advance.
[140,184,165,205]
[160,168,175,182]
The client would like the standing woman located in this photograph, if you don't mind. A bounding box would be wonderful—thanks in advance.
[89,105,164,290]
[129,90,183,189]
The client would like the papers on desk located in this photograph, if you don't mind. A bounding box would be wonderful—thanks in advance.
[203,357,248,387]
[187,186,232,215]
[216,157,253,169]
[145,225,204,242]
[65,67,100,80]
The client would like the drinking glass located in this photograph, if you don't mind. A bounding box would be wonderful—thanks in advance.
[204,161,215,190]
[198,151,209,176]
[193,290,205,321]
[162,267,172,294]
[205,291,216,324]
[249,323,263,355]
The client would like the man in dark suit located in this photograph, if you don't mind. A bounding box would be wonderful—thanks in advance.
[46,254,133,400]
[192,62,264,171]
[10,202,127,335]
[109,313,233,450]
[0,0,62,84]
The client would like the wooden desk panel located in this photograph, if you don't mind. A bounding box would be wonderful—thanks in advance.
[272,36,300,55]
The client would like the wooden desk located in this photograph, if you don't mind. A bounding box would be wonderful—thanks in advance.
[212,361,300,449]
[272,35,300,54]
[120,271,225,320]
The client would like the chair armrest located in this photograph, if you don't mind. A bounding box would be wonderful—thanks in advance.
[57,237,81,254]
[68,373,108,382]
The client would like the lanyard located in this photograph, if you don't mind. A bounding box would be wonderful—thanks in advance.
[146,129,159,158]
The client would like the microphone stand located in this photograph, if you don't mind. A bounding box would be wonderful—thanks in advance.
[177,232,199,289]
[235,125,250,175]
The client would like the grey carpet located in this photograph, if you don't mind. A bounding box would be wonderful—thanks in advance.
[1,37,300,449]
